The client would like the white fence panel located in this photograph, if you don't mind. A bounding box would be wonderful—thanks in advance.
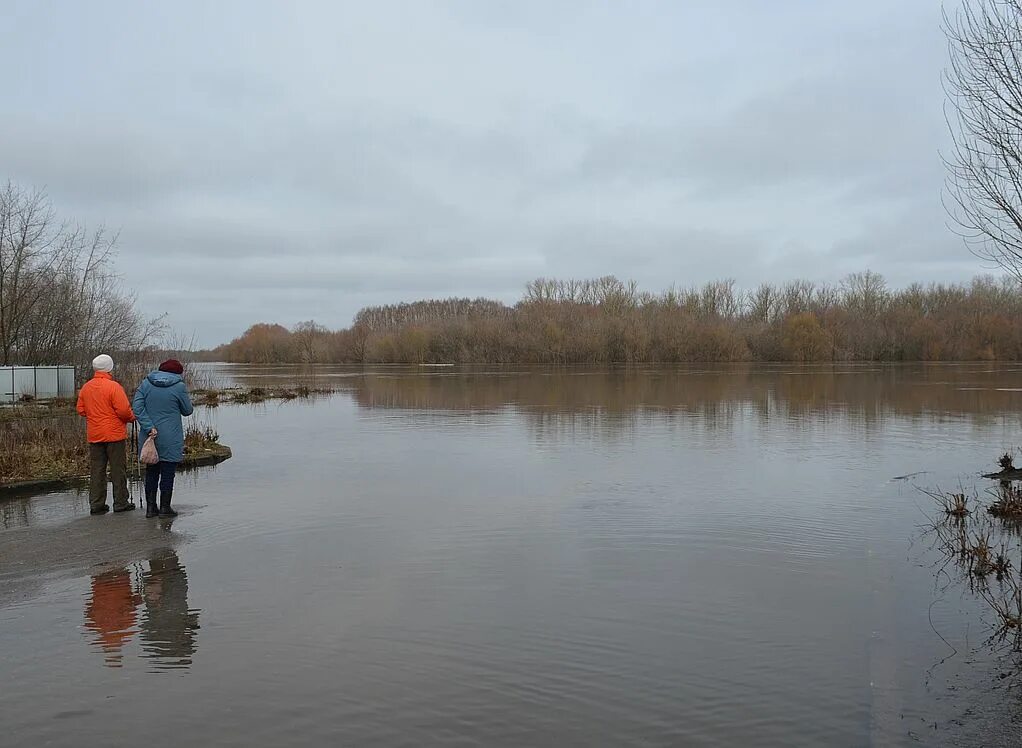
[0,366,76,403]
[58,367,75,398]
[34,368,59,398]
[12,368,35,399]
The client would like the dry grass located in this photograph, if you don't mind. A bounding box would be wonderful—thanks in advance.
[990,483,1022,519]
[922,486,974,520]
[987,586,1022,645]
[926,483,1022,651]
[0,399,77,424]
[235,387,267,403]
[1,412,227,487]
[0,415,88,484]
[945,491,972,518]
[963,530,1013,580]
[183,424,221,455]
[191,385,323,405]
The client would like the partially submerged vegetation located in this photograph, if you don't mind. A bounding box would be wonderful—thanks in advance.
[191,385,328,406]
[927,479,1022,650]
[990,483,1022,520]
[983,453,1022,482]
[934,489,972,518]
[203,273,1022,364]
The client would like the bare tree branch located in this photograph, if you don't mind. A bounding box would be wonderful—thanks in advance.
[0,181,163,369]
[944,1,1022,281]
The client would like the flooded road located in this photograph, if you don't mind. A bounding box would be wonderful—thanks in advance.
[2,364,1021,746]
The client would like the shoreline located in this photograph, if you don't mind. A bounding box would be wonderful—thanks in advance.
[0,384,322,499]
[0,444,233,500]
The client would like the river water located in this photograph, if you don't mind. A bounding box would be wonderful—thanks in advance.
[2,363,1021,746]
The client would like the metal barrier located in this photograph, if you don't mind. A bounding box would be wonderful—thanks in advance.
[0,366,76,403]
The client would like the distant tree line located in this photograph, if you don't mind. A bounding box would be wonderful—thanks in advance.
[201,272,1022,364]
[0,181,163,373]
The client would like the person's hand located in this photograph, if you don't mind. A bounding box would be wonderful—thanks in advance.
[149,428,158,437]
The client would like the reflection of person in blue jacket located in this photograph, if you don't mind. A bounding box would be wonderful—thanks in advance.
[133,359,193,518]
[141,548,199,670]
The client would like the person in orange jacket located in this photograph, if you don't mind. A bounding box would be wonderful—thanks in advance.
[76,354,137,514]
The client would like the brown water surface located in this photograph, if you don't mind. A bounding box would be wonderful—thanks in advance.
[2,363,1022,746]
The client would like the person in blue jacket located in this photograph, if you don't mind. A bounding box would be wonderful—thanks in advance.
[133,359,194,518]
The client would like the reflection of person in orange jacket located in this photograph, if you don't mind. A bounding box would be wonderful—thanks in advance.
[84,568,141,668]
[76,354,136,515]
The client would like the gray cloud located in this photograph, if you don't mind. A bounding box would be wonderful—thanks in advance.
[0,0,978,346]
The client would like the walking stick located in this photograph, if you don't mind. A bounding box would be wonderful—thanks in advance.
[131,421,140,501]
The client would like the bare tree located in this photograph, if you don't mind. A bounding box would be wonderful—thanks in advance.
[746,283,779,322]
[840,270,889,316]
[0,183,58,364]
[944,1,1022,280]
[292,320,328,363]
[780,279,816,316]
[699,279,741,318]
[0,181,163,369]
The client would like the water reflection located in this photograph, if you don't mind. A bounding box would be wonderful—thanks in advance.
[140,549,200,670]
[189,363,1022,443]
[1,491,88,530]
[83,549,199,671]
[340,365,1022,439]
[83,568,140,668]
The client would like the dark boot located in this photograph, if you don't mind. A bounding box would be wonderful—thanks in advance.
[113,501,136,513]
[145,485,159,518]
[158,490,178,517]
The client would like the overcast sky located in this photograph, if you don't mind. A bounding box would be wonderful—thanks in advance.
[2,1,977,346]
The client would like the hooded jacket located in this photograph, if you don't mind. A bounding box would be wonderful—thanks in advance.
[76,371,135,442]
[132,371,194,463]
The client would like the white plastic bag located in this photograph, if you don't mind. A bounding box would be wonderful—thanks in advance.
[140,434,160,465]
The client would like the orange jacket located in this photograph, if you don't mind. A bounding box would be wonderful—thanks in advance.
[76,371,136,443]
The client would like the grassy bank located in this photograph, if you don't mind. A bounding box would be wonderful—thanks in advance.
[0,409,232,495]
[0,398,77,423]
[0,383,333,494]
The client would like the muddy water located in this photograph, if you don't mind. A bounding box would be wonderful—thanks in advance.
[2,364,1022,746]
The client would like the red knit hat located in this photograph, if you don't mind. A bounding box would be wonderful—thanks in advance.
[158,359,184,375]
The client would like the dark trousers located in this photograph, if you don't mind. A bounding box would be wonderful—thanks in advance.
[145,461,178,500]
[89,441,129,511]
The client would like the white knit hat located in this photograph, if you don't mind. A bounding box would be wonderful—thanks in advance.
[92,354,114,372]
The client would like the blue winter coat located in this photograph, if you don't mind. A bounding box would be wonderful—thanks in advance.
[132,371,194,463]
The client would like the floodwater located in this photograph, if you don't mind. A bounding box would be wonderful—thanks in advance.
[2,363,1022,746]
